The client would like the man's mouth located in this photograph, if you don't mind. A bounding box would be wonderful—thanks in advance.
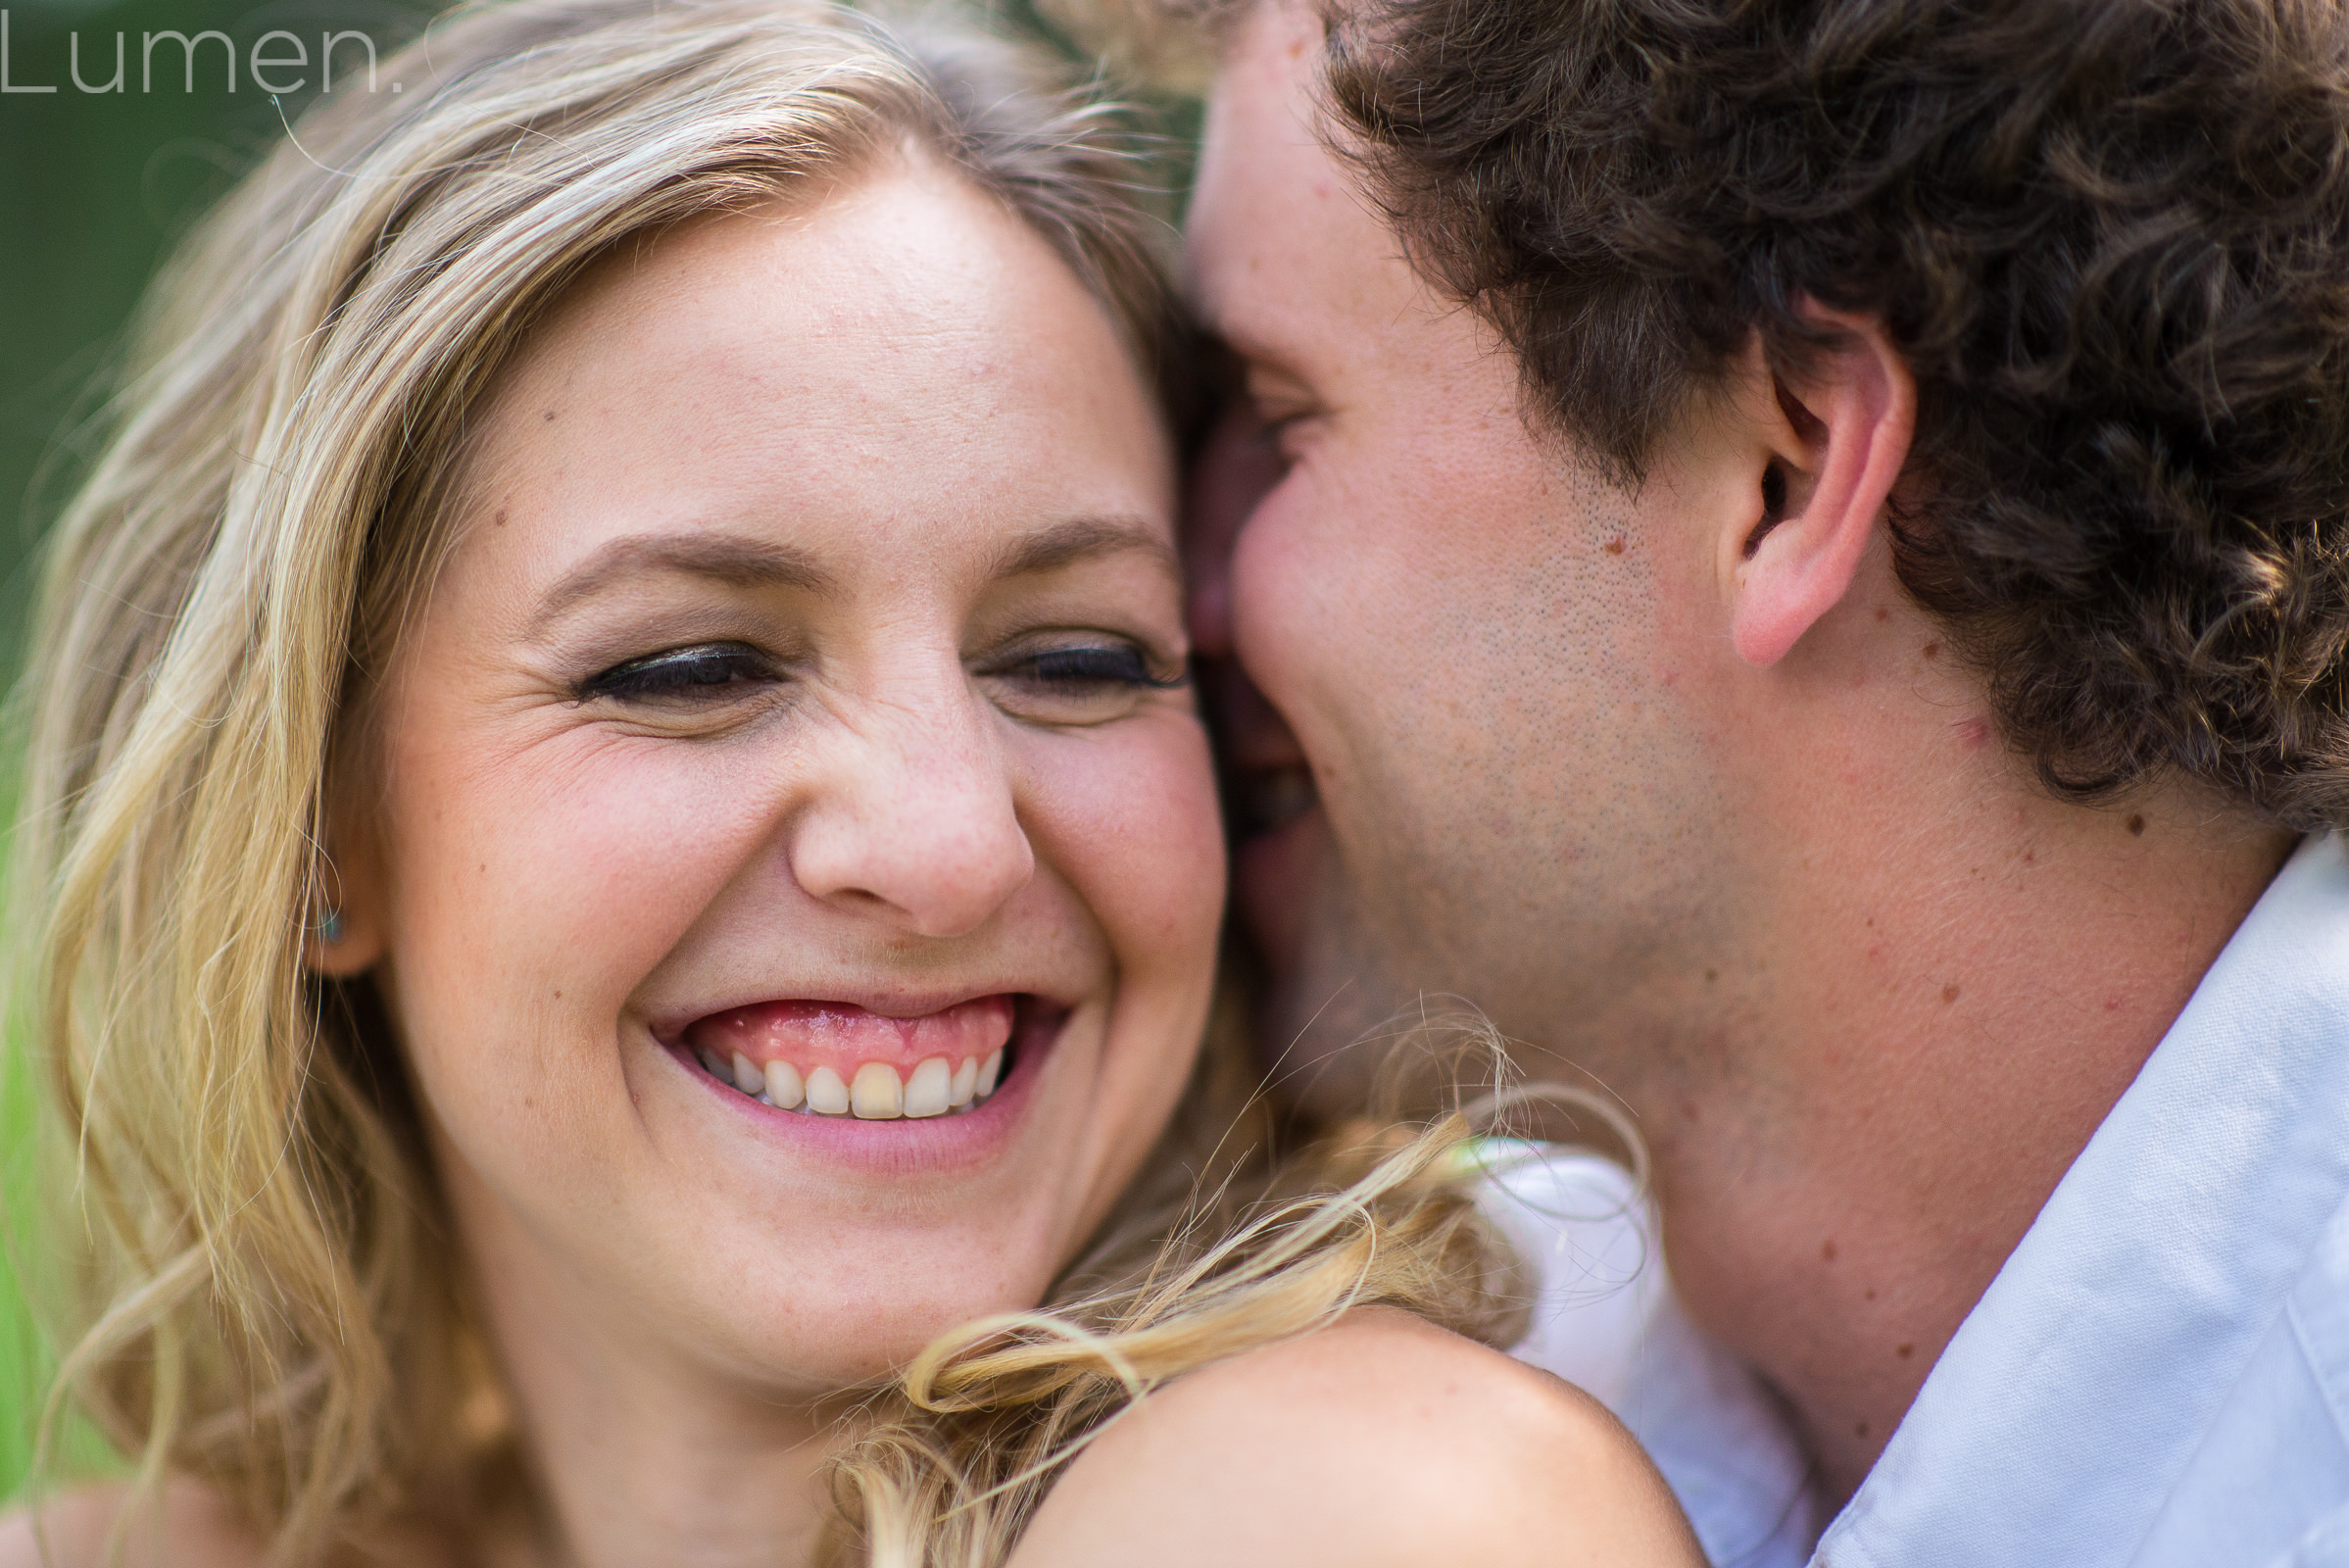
[680,995,1047,1119]
[1197,651,1318,845]
[1201,657,1328,976]
[1234,762,1318,839]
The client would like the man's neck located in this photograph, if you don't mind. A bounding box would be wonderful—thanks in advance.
[1606,776,2294,1512]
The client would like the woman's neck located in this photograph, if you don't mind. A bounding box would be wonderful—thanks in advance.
[449,1173,843,1568]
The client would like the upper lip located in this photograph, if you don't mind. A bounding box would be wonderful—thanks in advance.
[643,982,1073,1047]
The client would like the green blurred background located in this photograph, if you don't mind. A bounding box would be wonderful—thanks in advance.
[1,0,439,1501]
[0,0,1175,1508]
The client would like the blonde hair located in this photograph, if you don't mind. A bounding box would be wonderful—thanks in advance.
[5,3,1547,1562]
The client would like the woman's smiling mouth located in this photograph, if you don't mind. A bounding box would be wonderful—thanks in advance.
[679,995,1047,1120]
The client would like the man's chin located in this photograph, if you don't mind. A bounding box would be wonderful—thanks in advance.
[1231,799,1358,1099]
[1233,794,1472,1116]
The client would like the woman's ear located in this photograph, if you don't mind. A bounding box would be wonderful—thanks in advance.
[1729,304,1917,666]
[307,785,389,978]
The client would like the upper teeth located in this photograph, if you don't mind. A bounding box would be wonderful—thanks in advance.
[697,1046,1002,1118]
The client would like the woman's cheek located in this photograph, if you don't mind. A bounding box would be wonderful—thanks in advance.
[382,728,774,1102]
[1024,713,1226,981]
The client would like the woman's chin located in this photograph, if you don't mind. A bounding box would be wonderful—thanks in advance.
[607,1002,1098,1381]
[694,1280,1044,1400]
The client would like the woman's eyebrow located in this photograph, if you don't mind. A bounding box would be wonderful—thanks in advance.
[994,516,1177,580]
[527,532,833,635]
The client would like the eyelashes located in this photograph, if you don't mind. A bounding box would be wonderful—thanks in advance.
[574,639,1186,710]
[574,643,776,704]
[1001,644,1186,692]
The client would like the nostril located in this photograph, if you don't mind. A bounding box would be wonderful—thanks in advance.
[787,810,1033,938]
[902,845,1035,940]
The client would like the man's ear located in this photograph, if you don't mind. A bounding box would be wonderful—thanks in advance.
[1730,304,1916,666]
[306,779,389,978]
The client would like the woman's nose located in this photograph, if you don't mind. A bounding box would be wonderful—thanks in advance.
[785,686,1036,940]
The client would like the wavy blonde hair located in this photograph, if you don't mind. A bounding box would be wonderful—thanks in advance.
[5,3,1557,1562]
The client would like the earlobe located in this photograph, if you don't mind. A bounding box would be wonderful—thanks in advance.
[305,803,389,977]
[305,865,386,977]
[1729,308,1917,666]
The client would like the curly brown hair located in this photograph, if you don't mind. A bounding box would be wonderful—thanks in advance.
[1325,0,2349,823]
[1138,0,2349,826]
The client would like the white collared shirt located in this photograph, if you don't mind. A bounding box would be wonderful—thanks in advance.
[1485,1152,1821,1567]
[1495,833,2349,1567]
[1819,831,2349,1566]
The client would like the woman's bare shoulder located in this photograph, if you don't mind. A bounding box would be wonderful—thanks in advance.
[0,1482,264,1568]
[1008,1305,1706,1568]
[0,1483,468,1568]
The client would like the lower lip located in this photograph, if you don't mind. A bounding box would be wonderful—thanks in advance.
[664,1004,1064,1175]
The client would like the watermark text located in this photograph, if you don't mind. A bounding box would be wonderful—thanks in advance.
[0,12,392,96]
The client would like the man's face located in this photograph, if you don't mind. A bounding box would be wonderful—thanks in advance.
[1187,0,1735,1110]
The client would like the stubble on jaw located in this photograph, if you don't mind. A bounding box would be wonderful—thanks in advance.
[1184,0,1756,1137]
[1259,453,1747,1126]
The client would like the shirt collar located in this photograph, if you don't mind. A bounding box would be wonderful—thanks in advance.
[1817,833,2349,1567]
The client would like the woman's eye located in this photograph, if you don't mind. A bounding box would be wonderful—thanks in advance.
[989,643,1186,707]
[576,643,777,704]
[1025,645,1174,687]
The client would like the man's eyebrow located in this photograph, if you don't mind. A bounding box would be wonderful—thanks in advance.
[529,532,833,635]
[994,516,1177,579]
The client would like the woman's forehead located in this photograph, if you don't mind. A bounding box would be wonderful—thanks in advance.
[446,166,1173,583]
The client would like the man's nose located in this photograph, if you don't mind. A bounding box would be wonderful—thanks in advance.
[1182,398,1287,659]
[785,684,1035,941]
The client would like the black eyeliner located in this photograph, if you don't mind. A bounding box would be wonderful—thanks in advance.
[1012,645,1188,690]
[572,642,775,704]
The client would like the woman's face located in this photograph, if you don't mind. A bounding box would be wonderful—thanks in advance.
[336,164,1223,1394]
